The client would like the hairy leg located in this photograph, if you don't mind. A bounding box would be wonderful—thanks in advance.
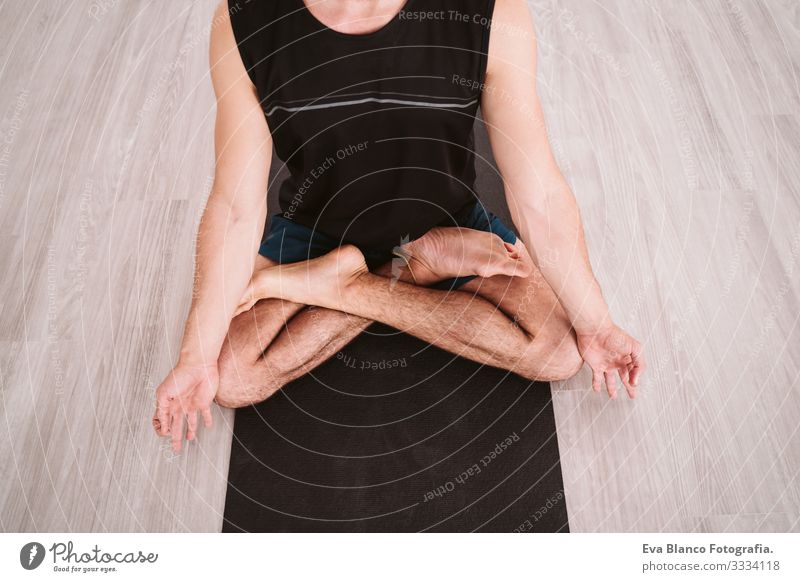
[248,244,583,381]
[216,255,414,407]
[217,242,581,409]
[218,227,529,407]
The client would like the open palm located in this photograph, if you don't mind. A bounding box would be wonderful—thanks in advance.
[576,324,646,399]
[153,363,218,452]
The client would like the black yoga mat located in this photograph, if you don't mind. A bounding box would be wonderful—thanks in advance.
[222,322,569,532]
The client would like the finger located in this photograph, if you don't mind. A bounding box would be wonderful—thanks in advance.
[604,370,618,400]
[617,354,633,366]
[156,369,186,435]
[170,407,185,453]
[630,365,643,388]
[592,369,603,393]
[153,407,170,435]
[630,348,647,386]
[186,410,198,441]
[619,365,635,399]
[504,242,521,259]
[156,394,172,436]
[201,407,213,428]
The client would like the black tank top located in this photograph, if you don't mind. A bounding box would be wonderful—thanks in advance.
[229,0,496,249]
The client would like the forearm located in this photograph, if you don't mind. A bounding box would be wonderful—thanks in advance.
[510,176,611,335]
[179,196,265,365]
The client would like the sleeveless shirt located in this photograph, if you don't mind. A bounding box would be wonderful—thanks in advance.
[228,0,496,249]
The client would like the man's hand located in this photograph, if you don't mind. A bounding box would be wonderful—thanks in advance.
[576,324,646,400]
[153,362,218,453]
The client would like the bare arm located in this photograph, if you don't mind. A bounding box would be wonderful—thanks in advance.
[482,0,645,395]
[180,2,272,365]
[153,1,272,451]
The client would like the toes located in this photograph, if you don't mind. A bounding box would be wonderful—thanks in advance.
[501,254,533,278]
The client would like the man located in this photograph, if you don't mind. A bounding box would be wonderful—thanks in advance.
[153,0,645,453]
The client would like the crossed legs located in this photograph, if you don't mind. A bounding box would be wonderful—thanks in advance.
[215,231,583,409]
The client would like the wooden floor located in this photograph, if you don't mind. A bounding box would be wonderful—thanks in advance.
[1,0,798,532]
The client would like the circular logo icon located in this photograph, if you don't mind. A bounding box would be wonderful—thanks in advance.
[20,542,46,570]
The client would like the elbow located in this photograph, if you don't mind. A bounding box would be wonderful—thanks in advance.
[506,182,579,229]
[204,194,265,226]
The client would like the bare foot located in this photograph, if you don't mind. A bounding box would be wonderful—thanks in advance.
[396,227,532,282]
[238,245,368,314]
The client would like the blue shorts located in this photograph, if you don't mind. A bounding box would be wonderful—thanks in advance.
[259,202,518,290]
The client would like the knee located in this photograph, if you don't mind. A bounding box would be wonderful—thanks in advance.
[516,327,583,382]
[214,349,251,409]
[214,378,253,410]
[215,340,281,409]
[215,370,281,410]
[215,328,248,409]
[539,336,583,381]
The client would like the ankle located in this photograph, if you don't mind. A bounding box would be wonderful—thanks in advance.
[396,238,445,284]
[405,256,442,285]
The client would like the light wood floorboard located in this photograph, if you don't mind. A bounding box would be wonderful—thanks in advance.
[0,0,797,531]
